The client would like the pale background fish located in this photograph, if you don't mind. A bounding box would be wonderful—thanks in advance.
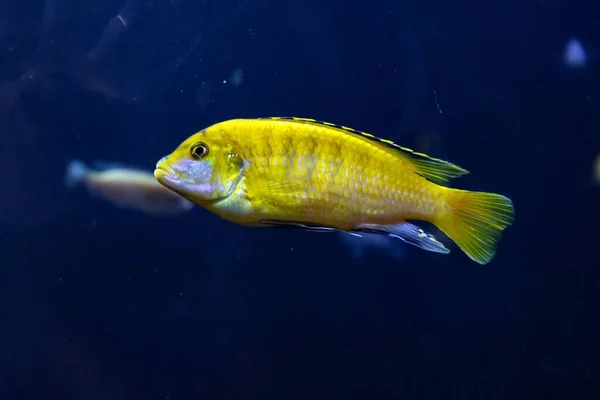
[65,160,193,215]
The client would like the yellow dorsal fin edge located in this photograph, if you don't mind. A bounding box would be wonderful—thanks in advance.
[256,116,469,184]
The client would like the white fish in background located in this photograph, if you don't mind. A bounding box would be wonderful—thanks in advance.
[65,160,193,215]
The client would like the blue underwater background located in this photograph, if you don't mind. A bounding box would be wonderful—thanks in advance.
[0,0,599,399]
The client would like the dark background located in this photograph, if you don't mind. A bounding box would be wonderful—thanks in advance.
[0,0,598,398]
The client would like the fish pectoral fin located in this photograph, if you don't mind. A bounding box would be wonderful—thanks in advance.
[260,220,337,232]
[355,222,450,254]
[252,174,304,198]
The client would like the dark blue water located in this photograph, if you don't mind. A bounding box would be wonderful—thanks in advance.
[0,0,598,399]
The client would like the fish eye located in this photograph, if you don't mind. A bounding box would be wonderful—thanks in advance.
[190,142,209,160]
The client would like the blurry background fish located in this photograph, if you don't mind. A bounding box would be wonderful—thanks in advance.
[564,38,588,69]
[339,232,405,261]
[65,160,193,215]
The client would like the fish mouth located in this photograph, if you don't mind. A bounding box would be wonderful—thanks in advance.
[154,160,179,186]
[153,157,227,206]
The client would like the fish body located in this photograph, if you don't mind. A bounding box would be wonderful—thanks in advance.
[66,160,193,215]
[155,117,514,264]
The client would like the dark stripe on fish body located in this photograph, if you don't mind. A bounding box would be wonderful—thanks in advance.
[256,116,444,164]
[253,117,469,184]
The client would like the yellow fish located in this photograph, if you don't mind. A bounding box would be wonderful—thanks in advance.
[155,117,514,264]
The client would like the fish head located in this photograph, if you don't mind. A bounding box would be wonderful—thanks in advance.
[154,129,245,205]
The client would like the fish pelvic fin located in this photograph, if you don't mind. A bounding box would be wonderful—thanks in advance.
[435,189,515,265]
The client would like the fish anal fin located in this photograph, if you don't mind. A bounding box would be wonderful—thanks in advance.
[257,117,468,183]
[356,222,450,255]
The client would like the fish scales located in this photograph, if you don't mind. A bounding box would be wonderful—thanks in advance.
[229,119,440,227]
[154,117,514,264]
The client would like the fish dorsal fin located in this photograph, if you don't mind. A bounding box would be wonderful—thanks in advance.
[257,116,469,183]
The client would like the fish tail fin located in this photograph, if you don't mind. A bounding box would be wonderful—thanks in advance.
[434,189,514,264]
[65,160,89,188]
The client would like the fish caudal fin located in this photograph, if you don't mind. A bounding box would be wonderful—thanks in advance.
[435,190,514,265]
[64,160,90,188]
